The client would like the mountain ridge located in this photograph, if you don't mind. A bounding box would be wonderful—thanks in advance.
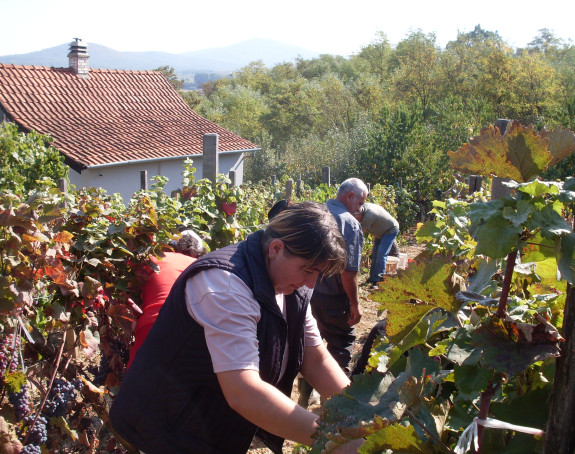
[0,38,321,73]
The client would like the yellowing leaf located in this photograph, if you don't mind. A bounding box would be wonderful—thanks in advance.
[541,126,575,167]
[448,121,553,182]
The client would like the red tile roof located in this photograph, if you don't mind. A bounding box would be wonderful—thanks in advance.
[0,64,259,170]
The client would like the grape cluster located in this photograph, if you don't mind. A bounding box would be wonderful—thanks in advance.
[8,383,31,420]
[44,378,78,417]
[19,414,48,452]
[0,333,20,377]
[20,445,41,454]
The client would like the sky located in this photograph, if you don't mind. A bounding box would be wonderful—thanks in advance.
[1,0,574,57]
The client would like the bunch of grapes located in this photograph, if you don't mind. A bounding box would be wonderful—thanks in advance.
[44,378,79,417]
[20,445,41,454]
[19,415,47,454]
[0,333,20,377]
[8,383,31,420]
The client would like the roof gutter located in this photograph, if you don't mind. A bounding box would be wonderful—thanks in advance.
[85,148,260,170]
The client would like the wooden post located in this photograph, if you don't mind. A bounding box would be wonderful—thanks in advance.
[229,170,237,186]
[545,283,575,453]
[203,133,219,183]
[140,170,147,190]
[58,178,68,209]
[285,179,293,201]
[322,166,330,185]
[398,177,403,189]
[469,175,483,194]
[296,174,302,197]
[271,175,277,186]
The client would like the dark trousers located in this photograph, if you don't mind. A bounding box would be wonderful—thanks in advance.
[310,292,355,373]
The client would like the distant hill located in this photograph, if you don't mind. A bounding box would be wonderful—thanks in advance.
[0,38,321,88]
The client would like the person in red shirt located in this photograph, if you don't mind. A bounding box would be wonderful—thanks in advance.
[127,230,206,369]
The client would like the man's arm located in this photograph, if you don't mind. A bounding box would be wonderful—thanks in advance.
[341,269,362,325]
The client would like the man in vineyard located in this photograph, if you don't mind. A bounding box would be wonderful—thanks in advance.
[356,202,399,289]
[110,202,363,453]
[309,178,368,374]
[126,229,206,369]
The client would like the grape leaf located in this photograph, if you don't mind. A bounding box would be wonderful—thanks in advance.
[540,126,575,167]
[473,215,523,259]
[360,423,426,453]
[371,254,460,343]
[471,316,562,376]
[454,364,495,395]
[556,233,575,284]
[448,121,552,182]
[313,372,422,452]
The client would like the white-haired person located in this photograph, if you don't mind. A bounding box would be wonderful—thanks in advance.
[309,177,368,374]
[126,230,206,369]
[111,202,363,454]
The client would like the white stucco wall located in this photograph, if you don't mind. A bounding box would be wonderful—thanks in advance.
[68,152,245,204]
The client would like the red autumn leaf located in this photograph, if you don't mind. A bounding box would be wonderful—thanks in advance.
[221,201,237,216]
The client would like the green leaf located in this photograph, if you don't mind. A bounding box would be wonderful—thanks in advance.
[313,372,423,452]
[474,216,523,259]
[502,200,532,227]
[468,199,505,226]
[510,180,560,197]
[521,231,556,262]
[415,221,443,243]
[527,204,572,239]
[471,316,561,376]
[556,233,575,285]
[454,364,494,395]
[385,309,457,371]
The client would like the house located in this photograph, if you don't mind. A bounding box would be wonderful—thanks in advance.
[0,39,259,202]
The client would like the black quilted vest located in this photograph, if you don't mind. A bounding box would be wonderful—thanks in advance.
[109,230,309,454]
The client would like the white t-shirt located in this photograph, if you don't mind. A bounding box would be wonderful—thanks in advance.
[185,269,322,376]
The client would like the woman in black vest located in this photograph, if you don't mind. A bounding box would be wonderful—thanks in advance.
[110,201,364,453]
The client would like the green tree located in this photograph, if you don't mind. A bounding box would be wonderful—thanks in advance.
[391,31,442,116]
[153,65,184,91]
[0,123,69,194]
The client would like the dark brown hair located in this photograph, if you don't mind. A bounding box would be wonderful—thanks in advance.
[262,201,346,277]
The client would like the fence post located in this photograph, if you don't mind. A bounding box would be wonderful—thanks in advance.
[229,170,237,186]
[203,133,219,183]
[296,175,302,197]
[271,175,277,186]
[285,179,293,201]
[58,178,68,209]
[322,166,330,185]
[398,177,403,189]
[469,175,483,194]
[140,170,148,190]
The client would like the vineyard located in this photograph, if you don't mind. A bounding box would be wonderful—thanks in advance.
[1,121,575,453]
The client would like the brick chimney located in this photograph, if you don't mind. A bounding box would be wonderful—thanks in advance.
[68,38,90,78]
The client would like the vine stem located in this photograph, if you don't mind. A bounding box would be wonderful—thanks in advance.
[22,321,69,446]
[477,249,517,451]
[496,250,517,318]
[476,381,500,452]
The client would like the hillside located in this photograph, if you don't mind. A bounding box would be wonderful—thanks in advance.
[0,38,321,88]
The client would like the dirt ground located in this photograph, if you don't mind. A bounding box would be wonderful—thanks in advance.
[248,232,426,453]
